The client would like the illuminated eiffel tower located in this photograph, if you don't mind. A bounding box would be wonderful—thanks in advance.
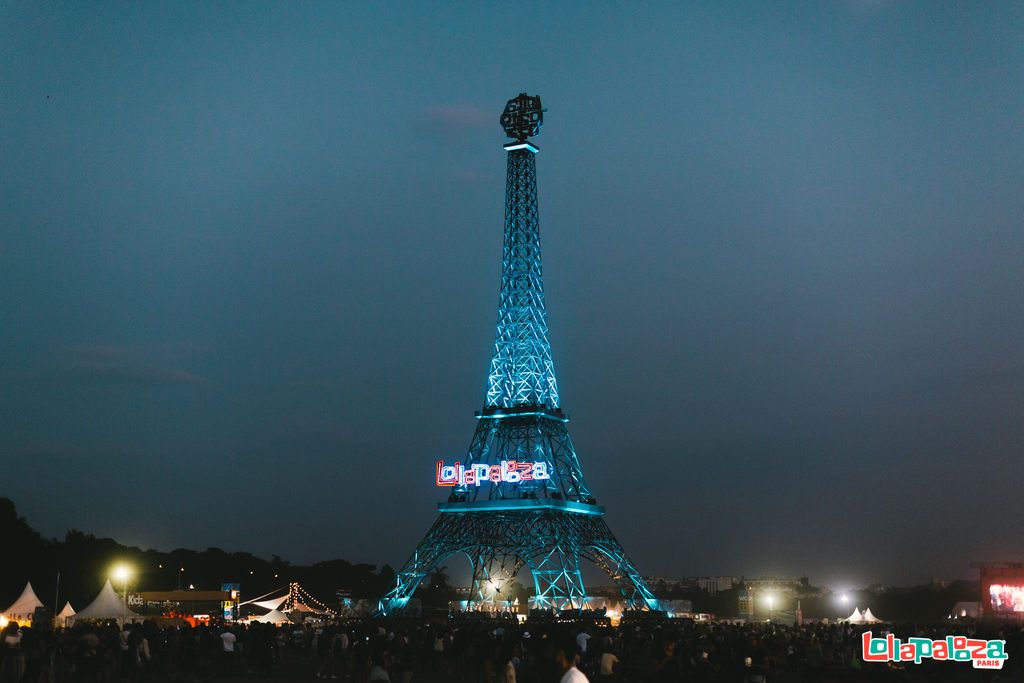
[377,94,660,615]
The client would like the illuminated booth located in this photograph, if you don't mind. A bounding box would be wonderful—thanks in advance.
[127,589,238,623]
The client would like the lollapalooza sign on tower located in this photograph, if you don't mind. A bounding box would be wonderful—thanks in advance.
[377,94,660,616]
[435,459,550,487]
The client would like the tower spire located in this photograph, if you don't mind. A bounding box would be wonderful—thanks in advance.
[486,132,558,409]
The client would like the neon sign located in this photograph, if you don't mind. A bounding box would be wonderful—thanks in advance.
[435,460,550,487]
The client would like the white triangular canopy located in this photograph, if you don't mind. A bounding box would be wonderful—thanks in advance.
[846,607,864,623]
[71,580,140,622]
[253,608,289,624]
[2,582,44,619]
[862,608,882,623]
[252,596,287,611]
[55,602,76,625]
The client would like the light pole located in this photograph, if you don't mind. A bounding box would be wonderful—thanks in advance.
[112,565,131,623]
[766,594,774,622]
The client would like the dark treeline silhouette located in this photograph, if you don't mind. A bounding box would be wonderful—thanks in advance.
[1,497,979,622]
[0,498,394,613]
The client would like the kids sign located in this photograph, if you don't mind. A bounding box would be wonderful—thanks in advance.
[435,460,550,487]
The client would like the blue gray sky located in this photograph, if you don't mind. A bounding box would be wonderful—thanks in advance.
[1,2,1022,588]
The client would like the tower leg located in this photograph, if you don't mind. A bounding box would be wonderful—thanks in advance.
[584,526,661,610]
[377,510,660,616]
[377,515,465,615]
[528,544,587,611]
[468,550,525,610]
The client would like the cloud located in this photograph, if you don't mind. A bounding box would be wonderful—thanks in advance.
[49,344,209,386]
[449,169,484,184]
[424,104,491,129]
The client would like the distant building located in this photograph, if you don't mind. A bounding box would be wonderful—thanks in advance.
[695,576,737,595]
[642,576,736,595]
[646,576,693,589]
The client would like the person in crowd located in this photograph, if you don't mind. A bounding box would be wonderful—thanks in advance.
[576,627,591,664]
[219,625,236,675]
[555,634,589,683]
[598,643,618,678]
[368,650,391,681]
[0,610,1017,683]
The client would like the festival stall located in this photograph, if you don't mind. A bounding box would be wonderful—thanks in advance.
[1,582,44,625]
[55,602,76,627]
[71,580,141,623]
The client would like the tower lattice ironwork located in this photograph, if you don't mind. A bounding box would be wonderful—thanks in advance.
[377,93,659,615]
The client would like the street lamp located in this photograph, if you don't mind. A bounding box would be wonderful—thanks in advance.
[112,564,132,623]
[765,593,775,622]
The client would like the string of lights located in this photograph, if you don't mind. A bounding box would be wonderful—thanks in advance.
[283,582,336,615]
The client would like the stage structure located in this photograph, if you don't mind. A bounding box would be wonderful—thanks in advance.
[377,94,660,615]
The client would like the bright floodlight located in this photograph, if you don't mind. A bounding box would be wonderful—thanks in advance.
[841,594,850,603]
[112,565,131,582]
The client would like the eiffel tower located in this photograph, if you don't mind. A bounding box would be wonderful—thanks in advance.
[377,94,660,615]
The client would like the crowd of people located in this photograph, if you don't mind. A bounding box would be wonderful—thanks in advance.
[1,616,1021,683]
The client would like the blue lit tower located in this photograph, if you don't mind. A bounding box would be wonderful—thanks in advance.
[378,94,659,615]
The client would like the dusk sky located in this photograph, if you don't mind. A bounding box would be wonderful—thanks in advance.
[2,2,1022,589]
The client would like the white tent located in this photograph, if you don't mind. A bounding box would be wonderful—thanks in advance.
[55,602,76,627]
[950,601,981,619]
[862,608,882,623]
[71,580,141,623]
[252,608,289,624]
[2,582,44,623]
[845,607,882,624]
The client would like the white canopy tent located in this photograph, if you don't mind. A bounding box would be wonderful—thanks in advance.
[845,607,882,624]
[71,580,141,623]
[862,608,882,623]
[950,601,981,619]
[2,582,44,623]
[55,602,76,627]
